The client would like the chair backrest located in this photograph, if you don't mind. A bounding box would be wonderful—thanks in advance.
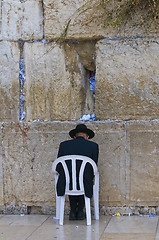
[52,155,98,195]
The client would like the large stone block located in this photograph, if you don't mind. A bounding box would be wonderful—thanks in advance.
[44,0,116,40]
[2,121,126,206]
[126,121,159,206]
[3,122,61,206]
[2,122,88,205]
[44,0,87,39]
[44,0,159,40]
[94,121,126,206]
[95,38,159,120]
[0,0,43,41]
[3,120,159,207]
[0,41,19,122]
[24,42,90,121]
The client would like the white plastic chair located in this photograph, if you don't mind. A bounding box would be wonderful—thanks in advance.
[52,155,99,226]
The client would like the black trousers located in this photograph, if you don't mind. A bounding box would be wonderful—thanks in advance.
[69,195,85,212]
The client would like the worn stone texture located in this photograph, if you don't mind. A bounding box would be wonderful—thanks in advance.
[126,121,159,206]
[71,40,96,72]
[0,0,159,212]
[0,0,43,41]
[0,41,19,122]
[24,41,93,121]
[44,0,86,39]
[0,125,4,205]
[44,0,159,40]
[95,37,159,120]
[0,0,2,36]
[2,121,126,206]
[2,120,159,207]
[94,121,126,206]
[3,122,60,206]
[2,122,83,205]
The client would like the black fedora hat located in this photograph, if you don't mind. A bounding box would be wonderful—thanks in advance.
[69,124,95,139]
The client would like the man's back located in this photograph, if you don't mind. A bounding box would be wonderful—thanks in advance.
[57,136,99,198]
[58,136,98,164]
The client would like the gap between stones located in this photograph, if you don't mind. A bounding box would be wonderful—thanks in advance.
[19,41,25,121]
[1,121,5,204]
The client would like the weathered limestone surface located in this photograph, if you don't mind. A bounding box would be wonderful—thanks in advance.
[44,0,87,39]
[0,0,43,41]
[44,0,159,40]
[94,121,126,206]
[2,121,126,206]
[0,0,2,35]
[0,125,4,205]
[95,37,159,120]
[44,0,114,39]
[71,40,96,72]
[0,0,159,211]
[3,122,59,206]
[24,41,91,121]
[0,41,19,122]
[2,122,79,205]
[126,121,159,206]
[2,120,159,207]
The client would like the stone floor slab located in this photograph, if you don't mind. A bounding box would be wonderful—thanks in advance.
[104,216,158,234]
[154,222,159,240]
[0,215,49,226]
[0,215,158,240]
[0,225,37,240]
[27,215,110,240]
[100,233,155,240]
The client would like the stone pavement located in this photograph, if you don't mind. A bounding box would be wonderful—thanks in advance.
[0,214,159,240]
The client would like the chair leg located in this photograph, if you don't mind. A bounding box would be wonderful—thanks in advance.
[56,195,61,219]
[93,181,99,220]
[59,195,65,225]
[93,192,99,220]
[84,196,91,226]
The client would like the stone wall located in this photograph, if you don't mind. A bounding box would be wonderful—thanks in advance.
[0,0,43,41]
[0,41,19,122]
[0,0,159,214]
[95,38,159,120]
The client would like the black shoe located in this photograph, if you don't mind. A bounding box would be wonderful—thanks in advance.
[77,211,85,220]
[69,211,77,220]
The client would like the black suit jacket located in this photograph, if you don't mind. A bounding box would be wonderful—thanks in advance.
[56,136,99,198]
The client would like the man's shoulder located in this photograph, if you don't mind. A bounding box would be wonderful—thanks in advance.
[89,140,98,147]
[76,137,98,146]
[60,138,98,148]
[60,139,73,145]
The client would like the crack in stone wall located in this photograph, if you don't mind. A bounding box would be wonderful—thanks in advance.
[0,0,2,35]
[19,41,25,121]
[0,121,4,205]
[42,0,45,39]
